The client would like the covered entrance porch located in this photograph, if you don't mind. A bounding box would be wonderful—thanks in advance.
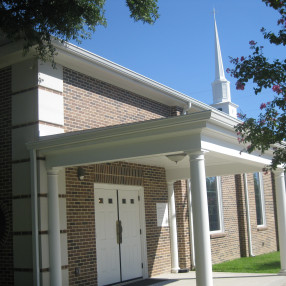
[27,110,286,286]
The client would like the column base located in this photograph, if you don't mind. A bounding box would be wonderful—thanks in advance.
[279,269,286,275]
[178,268,189,273]
[171,268,180,273]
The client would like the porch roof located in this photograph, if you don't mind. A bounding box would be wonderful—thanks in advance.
[26,110,273,178]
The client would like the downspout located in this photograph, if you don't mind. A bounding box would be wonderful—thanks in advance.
[30,149,40,285]
[187,179,196,269]
[182,101,192,115]
[243,173,255,257]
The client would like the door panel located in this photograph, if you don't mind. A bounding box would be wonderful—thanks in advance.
[119,190,142,281]
[95,187,143,286]
[95,189,121,286]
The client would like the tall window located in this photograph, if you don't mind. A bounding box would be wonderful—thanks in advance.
[206,176,223,232]
[253,172,266,226]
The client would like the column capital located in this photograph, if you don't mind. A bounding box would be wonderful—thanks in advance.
[186,151,206,162]
[273,169,285,177]
[167,181,175,186]
[47,167,62,176]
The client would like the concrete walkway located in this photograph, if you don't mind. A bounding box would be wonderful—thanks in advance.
[152,271,286,286]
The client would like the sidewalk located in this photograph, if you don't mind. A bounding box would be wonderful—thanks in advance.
[152,271,286,286]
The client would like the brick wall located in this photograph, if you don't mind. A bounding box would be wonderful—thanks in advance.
[210,175,242,264]
[174,180,191,270]
[247,172,278,255]
[66,165,97,285]
[209,173,278,265]
[63,67,175,132]
[66,162,171,285]
[0,66,13,285]
[235,174,248,257]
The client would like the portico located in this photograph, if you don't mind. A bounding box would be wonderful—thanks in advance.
[27,110,285,286]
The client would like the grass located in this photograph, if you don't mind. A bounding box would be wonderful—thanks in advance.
[212,251,281,273]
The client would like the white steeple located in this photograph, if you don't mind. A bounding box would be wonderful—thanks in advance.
[211,10,238,118]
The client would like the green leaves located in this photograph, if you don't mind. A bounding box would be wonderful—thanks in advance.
[126,0,159,24]
[0,0,159,63]
[231,0,286,171]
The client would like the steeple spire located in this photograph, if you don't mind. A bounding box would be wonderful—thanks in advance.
[214,10,226,81]
[211,10,238,118]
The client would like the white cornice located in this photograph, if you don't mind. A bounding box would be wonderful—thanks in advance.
[26,110,212,152]
[1,39,240,121]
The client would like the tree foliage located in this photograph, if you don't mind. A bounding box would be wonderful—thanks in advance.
[228,0,286,171]
[0,0,159,62]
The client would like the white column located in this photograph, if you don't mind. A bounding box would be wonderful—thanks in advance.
[187,179,196,268]
[243,173,254,257]
[167,181,180,273]
[48,168,62,285]
[274,171,286,274]
[188,152,213,286]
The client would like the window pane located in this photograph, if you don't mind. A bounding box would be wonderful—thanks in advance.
[206,177,220,231]
[253,173,263,225]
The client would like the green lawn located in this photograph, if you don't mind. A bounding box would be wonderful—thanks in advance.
[212,251,280,273]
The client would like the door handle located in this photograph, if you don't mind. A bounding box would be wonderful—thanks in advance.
[116,220,123,244]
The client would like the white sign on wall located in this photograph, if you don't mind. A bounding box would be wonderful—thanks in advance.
[156,203,169,227]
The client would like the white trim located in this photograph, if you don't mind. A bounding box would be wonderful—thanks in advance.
[93,183,148,279]
[207,176,224,234]
[243,173,254,257]
[30,149,40,286]
[187,179,196,269]
[254,172,267,227]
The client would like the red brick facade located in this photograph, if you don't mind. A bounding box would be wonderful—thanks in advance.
[62,67,279,281]
[0,66,13,285]
[247,172,278,256]
[66,162,171,285]
[0,60,280,286]
[63,67,174,132]
[174,180,191,270]
[209,174,278,264]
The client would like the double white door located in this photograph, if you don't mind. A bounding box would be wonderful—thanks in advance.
[95,188,142,286]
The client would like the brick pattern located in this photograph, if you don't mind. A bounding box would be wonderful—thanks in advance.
[66,165,97,286]
[141,163,171,276]
[210,175,242,264]
[66,162,171,285]
[247,172,278,255]
[208,173,278,264]
[0,66,13,285]
[174,180,191,270]
[235,174,248,257]
[63,67,173,132]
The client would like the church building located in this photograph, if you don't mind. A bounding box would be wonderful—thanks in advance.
[0,15,285,286]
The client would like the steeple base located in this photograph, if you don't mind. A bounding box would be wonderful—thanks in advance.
[211,101,238,118]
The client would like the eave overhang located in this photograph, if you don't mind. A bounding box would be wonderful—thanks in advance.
[0,39,237,115]
[27,111,212,169]
[26,110,273,175]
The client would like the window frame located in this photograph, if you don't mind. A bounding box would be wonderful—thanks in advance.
[206,176,224,234]
[253,172,266,227]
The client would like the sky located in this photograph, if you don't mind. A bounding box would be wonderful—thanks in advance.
[73,0,284,118]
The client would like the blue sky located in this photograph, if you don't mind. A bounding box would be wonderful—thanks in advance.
[75,0,284,118]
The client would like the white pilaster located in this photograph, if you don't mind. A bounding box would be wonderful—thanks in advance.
[187,179,196,268]
[188,152,213,286]
[243,173,254,257]
[47,168,62,285]
[167,181,180,273]
[274,171,286,274]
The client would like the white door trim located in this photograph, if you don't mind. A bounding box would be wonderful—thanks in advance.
[94,183,148,279]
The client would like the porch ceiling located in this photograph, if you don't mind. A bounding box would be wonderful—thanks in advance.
[26,110,273,178]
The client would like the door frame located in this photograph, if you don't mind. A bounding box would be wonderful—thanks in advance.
[94,183,149,280]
